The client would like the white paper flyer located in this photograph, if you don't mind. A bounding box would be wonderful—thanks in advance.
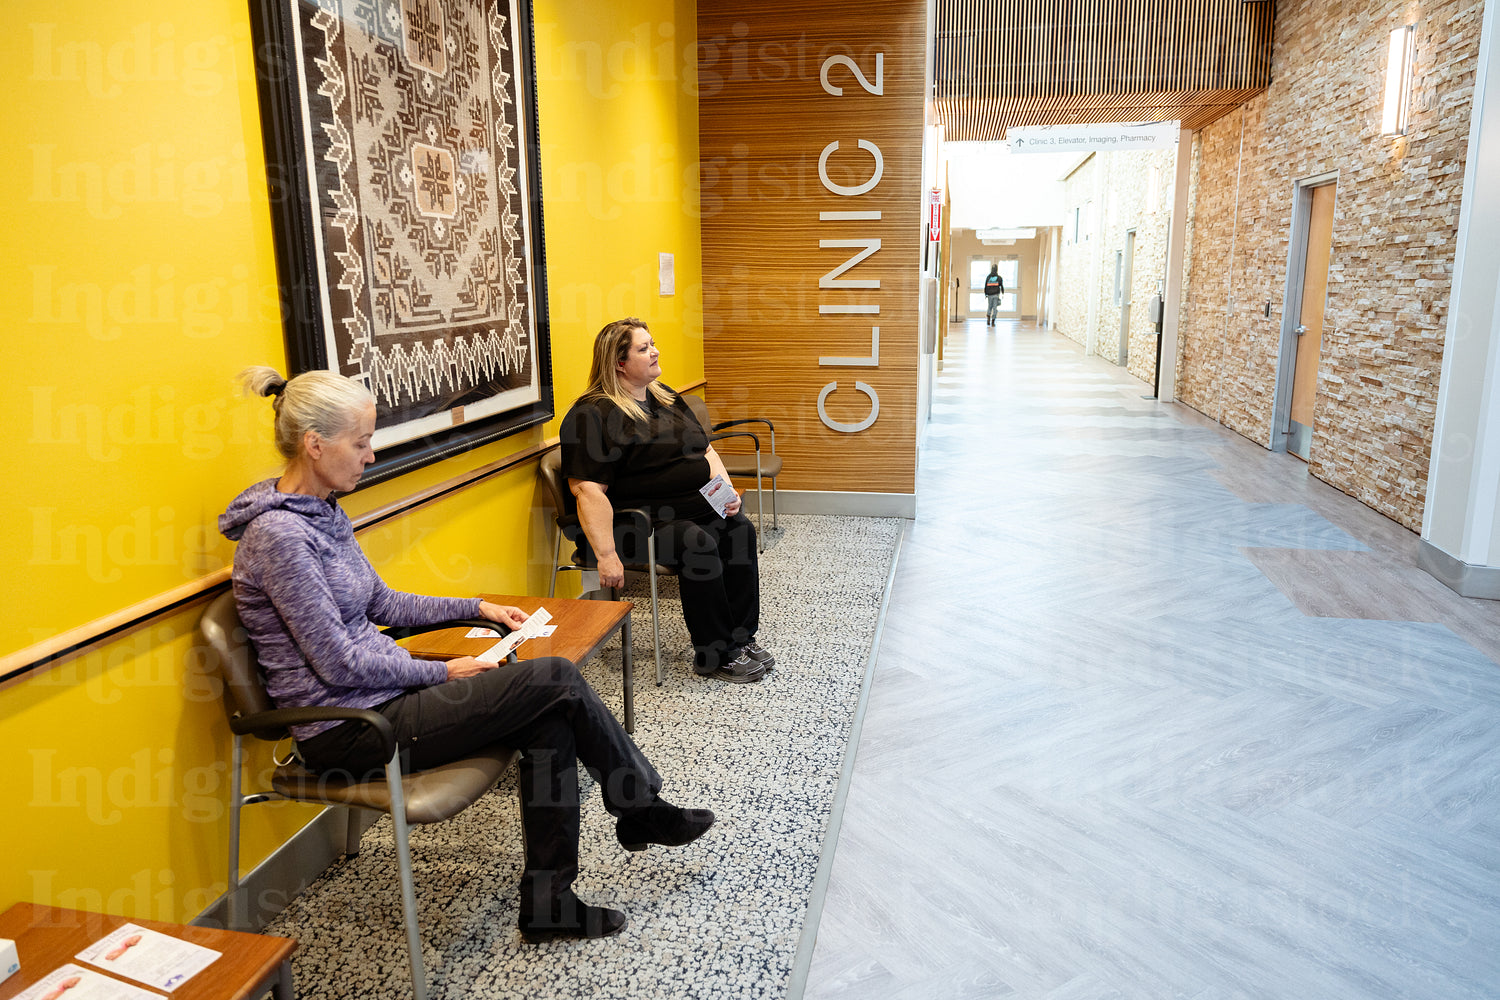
[15,963,161,1000]
[476,606,555,663]
[700,475,735,518]
[75,923,219,992]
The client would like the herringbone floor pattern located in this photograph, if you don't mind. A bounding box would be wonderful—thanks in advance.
[802,322,1500,1000]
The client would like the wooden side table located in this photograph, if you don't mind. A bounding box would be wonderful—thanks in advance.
[398,593,638,733]
[0,904,295,1000]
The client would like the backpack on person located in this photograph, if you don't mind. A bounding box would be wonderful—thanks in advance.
[984,273,1003,296]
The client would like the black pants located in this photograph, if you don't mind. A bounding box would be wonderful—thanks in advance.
[620,512,760,667]
[297,657,661,914]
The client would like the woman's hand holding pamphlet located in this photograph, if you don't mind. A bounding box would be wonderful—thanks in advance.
[699,475,735,518]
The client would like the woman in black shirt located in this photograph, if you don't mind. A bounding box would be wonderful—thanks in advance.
[560,318,774,683]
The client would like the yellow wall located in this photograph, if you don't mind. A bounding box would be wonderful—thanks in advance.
[1,0,701,921]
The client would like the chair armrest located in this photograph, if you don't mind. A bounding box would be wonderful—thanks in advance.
[557,507,650,540]
[714,418,775,454]
[613,507,651,535]
[379,618,509,641]
[713,417,775,434]
[230,705,395,759]
[709,429,762,454]
[382,618,521,665]
[565,506,654,568]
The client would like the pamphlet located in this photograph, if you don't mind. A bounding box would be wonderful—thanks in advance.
[466,624,551,640]
[700,475,735,518]
[477,606,555,663]
[76,923,219,992]
[15,964,161,1000]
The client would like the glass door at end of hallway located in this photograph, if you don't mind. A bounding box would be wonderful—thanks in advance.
[968,256,1020,322]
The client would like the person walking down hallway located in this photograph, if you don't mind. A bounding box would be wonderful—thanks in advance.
[984,263,1004,326]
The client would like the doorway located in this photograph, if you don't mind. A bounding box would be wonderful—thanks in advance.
[967,255,1020,321]
[1274,176,1337,461]
[1114,229,1136,367]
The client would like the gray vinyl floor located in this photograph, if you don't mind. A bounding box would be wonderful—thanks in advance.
[800,321,1500,1000]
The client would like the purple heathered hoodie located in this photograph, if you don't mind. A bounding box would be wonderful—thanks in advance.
[219,479,480,740]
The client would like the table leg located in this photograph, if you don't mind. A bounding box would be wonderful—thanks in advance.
[272,959,296,999]
[621,616,635,734]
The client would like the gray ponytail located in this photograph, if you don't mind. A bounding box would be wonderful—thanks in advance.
[237,366,375,460]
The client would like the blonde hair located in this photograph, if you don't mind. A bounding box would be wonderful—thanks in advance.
[237,366,374,460]
[578,318,674,422]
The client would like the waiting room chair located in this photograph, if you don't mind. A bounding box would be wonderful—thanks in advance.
[683,394,781,550]
[537,449,673,686]
[200,591,519,1000]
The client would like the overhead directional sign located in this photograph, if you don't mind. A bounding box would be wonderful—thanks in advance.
[1006,121,1181,154]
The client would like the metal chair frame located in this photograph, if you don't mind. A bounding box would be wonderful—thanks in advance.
[538,449,673,686]
[683,395,780,551]
[201,592,519,1000]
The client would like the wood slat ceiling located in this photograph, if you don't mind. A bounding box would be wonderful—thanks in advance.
[935,0,1275,141]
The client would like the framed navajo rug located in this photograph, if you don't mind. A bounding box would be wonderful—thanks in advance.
[250,0,551,485]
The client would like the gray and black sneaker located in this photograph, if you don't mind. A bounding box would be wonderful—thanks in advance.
[693,648,766,683]
[743,639,775,672]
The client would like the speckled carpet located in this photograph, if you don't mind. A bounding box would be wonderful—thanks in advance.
[263,514,903,999]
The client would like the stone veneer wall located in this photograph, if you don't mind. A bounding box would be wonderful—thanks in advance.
[1057,158,1095,350]
[1175,0,1482,530]
[1058,149,1176,385]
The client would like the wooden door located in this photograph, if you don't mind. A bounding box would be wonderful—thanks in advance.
[1288,183,1335,460]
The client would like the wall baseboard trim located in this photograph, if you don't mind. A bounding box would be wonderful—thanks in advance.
[192,806,375,931]
[1418,539,1500,600]
[765,490,916,518]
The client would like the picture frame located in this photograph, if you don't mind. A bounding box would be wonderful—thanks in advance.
[249,0,552,487]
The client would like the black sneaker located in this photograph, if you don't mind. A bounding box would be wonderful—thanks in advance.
[693,649,766,683]
[518,888,626,943]
[616,798,716,851]
[743,640,775,672]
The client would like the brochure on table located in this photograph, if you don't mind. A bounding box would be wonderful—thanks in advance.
[13,964,160,1000]
[74,923,219,992]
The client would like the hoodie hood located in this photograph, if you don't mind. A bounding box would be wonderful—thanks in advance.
[219,479,340,541]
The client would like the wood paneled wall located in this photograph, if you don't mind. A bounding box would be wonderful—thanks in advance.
[698,0,927,496]
[935,0,1274,140]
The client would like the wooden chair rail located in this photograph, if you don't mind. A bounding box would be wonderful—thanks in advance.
[2,376,708,687]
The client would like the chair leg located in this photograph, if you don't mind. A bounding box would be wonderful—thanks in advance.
[768,428,779,531]
[649,532,664,686]
[384,756,428,1000]
[622,615,635,734]
[345,807,364,856]
[228,736,245,931]
[754,453,765,552]
[548,530,562,597]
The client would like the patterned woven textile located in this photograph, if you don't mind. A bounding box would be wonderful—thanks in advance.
[263,514,902,999]
[282,0,539,441]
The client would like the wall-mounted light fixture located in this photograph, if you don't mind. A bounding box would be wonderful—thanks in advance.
[1382,24,1415,136]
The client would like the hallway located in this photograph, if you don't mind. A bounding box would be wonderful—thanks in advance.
[802,321,1500,998]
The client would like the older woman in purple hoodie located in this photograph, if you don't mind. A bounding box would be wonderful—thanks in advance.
[219,366,713,943]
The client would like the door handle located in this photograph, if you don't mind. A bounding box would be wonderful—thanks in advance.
[1295,324,1308,336]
